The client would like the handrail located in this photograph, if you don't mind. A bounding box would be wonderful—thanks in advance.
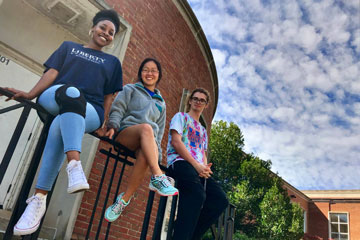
[0,87,47,113]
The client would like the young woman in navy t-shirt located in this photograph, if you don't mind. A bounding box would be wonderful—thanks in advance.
[5,9,123,236]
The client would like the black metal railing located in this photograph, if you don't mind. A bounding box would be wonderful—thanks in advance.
[210,203,236,240]
[1,87,55,240]
[0,87,234,240]
[85,139,175,240]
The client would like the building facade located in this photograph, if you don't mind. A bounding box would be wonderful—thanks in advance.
[284,181,360,240]
[0,0,218,239]
[303,190,360,240]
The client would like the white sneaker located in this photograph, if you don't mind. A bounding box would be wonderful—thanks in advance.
[66,160,90,194]
[13,194,46,236]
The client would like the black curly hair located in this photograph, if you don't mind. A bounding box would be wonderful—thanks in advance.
[92,9,120,34]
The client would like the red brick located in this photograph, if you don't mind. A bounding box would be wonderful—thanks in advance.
[73,0,216,238]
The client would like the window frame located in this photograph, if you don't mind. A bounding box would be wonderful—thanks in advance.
[328,212,350,240]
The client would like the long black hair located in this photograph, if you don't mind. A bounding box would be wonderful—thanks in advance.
[137,58,163,85]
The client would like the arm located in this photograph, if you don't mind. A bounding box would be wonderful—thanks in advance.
[6,42,68,100]
[203,153,208,165]
[105,86,131,138]
[155,106,166,162]
[5,68,58,101]
[94,93,116,136]
[103,93,115,125]
[199,153,213,178]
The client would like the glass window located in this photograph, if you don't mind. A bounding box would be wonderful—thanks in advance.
[340,224,348,233]
[331,233,339,239]
[339,213,347,223]
[329,213,349,240]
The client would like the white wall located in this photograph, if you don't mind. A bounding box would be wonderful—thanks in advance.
[0,0,99,238]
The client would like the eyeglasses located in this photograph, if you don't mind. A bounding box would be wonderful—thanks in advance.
[191,97,207,104]
[142,69,159,74]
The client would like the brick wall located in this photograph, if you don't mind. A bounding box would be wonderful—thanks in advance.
[307,202,330,238]
[286,187,309,213]
[307,201,360,240]
[72,0,216,239]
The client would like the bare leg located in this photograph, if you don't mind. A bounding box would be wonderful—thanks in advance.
[122,149,152,202]
[34,189,48,195]
[115,124,162,176]
[66,150,80,162]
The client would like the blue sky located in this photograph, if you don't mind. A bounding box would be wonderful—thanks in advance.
[188,0,360,190]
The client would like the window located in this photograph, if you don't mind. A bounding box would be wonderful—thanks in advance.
[179,88,189,112]
[329,212,349,240]
[22,0,132,62]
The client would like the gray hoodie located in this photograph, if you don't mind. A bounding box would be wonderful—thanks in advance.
[107,82,166,161]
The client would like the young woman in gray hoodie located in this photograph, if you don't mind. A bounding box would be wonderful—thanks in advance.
[103,58,178,222]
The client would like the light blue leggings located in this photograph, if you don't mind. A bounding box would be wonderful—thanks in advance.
[35,85,101,191]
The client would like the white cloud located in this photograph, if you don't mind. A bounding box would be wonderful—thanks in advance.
[189,0,360,190]
[297,24,322,52]
[212,49,227,68]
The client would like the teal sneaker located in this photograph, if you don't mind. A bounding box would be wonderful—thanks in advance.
[149,174,179,196]
[104,193,129,222]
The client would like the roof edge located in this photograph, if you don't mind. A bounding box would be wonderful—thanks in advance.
[302,190,360,199]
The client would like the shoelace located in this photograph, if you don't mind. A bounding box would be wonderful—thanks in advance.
[23,196,43,223]
[112,198,126,214]
[154,175,171,189]
[166,176,175,185]
[68,163,85,183]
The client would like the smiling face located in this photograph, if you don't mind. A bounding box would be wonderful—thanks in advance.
[90,20,115,50]
[141,61,160,91]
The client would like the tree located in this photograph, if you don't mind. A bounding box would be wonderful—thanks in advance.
[289,202,305,240]
[226,154,274,236]
[209,120,304,239]
[259,180,303,239]
[209,120,245,192]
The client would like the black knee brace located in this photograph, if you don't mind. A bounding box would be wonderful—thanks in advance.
[55,84,86,118]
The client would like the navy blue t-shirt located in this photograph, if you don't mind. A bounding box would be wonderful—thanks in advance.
[44,41,123,124]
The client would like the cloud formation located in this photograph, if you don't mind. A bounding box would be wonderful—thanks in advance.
[189,0,360,190]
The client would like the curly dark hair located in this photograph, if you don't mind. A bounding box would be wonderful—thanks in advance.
[92,9,120,34]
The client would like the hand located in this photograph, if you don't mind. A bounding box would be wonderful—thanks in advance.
[93,126,107,137]
[104,128,115,139]
[199,163,213,179]
[2,87,34,101]
[195,163,213,179]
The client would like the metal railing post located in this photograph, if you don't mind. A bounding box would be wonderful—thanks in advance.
[3,115,53,239]
[152,196,168,240]
[140,190,155,240]
[0,105,31,185]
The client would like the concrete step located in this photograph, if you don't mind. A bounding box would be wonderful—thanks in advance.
[0,209,56,240]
